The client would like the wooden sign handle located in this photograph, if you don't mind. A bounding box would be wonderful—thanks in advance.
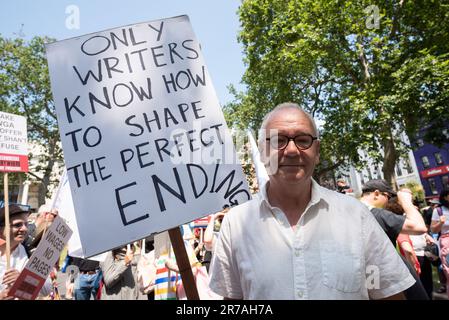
[4,173,11,269]
[168,227,200,300]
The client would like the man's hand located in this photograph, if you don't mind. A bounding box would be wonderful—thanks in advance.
[440,215,447,224]
[397,188,413,207]
[124,247,134,266]
[398,188,427,234]
[215,211,225,220]
[425,233,436,244]
[0,289,14,300]
[1,269,20,288]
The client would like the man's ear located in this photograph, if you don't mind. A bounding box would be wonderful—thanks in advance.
[373,190,381,199]
[315,140,320,165]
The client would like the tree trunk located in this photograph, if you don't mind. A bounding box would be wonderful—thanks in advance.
[37,141,57,206]
[382,129,398,190]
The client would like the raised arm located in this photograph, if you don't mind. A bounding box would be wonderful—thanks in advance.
[398,189,427,235]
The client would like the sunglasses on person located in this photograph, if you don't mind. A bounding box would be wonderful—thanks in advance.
[382,192,393,200]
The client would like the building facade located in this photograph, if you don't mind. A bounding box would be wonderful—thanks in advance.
[343,149,421,197]
[412,129,449,199]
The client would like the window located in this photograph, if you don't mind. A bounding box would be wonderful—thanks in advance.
[377,166,382,179]
[367,168,373,180]
[428,178,438,195]
[443,129,449,139]
[417,139,424,147]
[404,158,413,174]
[396,163,403,177]
[422,156,430,169]
[435,152,443,165]
[443,175,449,191]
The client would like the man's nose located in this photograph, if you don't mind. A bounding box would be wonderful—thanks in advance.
[283,139,300,155]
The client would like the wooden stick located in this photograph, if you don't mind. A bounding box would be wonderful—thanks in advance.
[168,227,199,300]
[4,173,11,269]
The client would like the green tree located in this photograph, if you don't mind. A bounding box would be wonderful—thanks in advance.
[0,36,62,205]
[225,0,449,187]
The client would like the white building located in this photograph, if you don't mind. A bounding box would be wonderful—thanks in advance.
[340,134,422,196]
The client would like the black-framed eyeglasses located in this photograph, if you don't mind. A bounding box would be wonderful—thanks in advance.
[266,134,318,150]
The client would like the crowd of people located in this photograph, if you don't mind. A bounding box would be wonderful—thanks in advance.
[1,102,449,300]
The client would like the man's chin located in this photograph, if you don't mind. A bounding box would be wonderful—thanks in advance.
[16,236,26,242]
[275,171,309,183]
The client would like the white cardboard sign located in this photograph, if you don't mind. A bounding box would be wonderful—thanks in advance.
[0,111,28,172]
[45,15,250,257]
[9,216,72,300]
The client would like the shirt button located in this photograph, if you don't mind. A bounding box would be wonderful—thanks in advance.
[297,291,303,298]
[295,248,301,257]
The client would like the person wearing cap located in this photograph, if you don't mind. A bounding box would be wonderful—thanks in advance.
[209,103,415,300]
[0,205,52,299]
[360,179,427,239]
[360,179,428,299]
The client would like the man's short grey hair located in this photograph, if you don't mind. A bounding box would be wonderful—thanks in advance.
[257,102,320,148]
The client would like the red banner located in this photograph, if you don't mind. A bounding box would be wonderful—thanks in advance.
[420,165,449,178]
[0,153,28,172]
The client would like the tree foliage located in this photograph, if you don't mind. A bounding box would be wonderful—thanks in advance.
[225,0,449,186]
[0,36,62,204]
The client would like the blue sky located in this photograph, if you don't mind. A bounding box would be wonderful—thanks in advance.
[0,0,246,105]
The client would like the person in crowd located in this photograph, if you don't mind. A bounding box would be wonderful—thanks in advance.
[430,189,449,299]
[0,205,52,299]
[209,102,415,300]
[23,204,58,256]
[360,180,428,300]
[423,199,440,229]
[68,256,102,300]
[100,242,146,300]
[138,236,156,300]
[384,195,423,280]
[336,179,353,194]
[397,233,421,276]
[423,198,446,294]
[203,206,230,272]
[410,232,436,299]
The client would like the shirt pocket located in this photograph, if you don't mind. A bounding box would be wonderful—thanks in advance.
[319,240,362,293]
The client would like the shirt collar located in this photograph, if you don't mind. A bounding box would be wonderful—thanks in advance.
[360,199,375,211]
[259,178,325,210]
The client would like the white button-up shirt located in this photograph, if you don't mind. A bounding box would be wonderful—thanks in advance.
[209,180,415,299]
[0,244,28,293]
[0,244,52,297]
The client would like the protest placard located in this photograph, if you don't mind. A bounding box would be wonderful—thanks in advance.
[0,111,28,172]
[46,15,250,257]
[8,216,72,300]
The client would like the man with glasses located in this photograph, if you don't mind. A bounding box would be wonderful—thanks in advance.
[0,205,52,299]
[209,102,415,299]
[360,179,428,299]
